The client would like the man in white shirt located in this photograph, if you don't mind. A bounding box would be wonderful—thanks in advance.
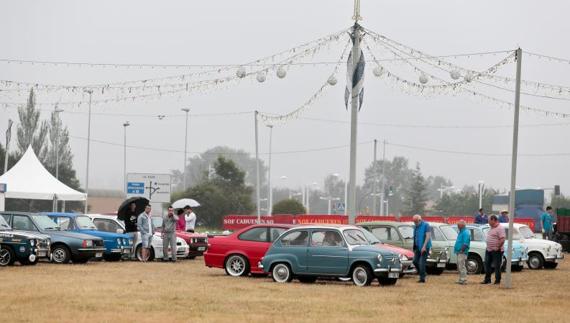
[184,205,197,233]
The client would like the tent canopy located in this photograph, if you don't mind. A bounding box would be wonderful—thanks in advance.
[0,146,86,201]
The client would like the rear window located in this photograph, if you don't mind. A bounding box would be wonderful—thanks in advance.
[238,227,268,242]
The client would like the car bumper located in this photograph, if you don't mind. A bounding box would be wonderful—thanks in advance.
[34,247,51,259]
[374,266,401,279]
[77,247,107,258]
[258,262,264,269]
[545,254,564,262]
[187,244,208,256]
[110,247,132,254]
[427,258,448,268]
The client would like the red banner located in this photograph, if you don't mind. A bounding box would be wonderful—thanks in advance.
[447,216,475,225]
[296,215,348,225]
[355,215,397,223]
[514,218,536,231]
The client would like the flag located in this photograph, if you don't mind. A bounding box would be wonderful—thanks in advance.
[345,32,365,111]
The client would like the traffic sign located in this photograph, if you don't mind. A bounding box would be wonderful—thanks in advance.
[126,173,171,203]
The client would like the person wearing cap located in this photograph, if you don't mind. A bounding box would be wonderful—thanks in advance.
[161,206,179,262]
[499,210,510,223]
[541,206,554,240]
[184,206,197,233]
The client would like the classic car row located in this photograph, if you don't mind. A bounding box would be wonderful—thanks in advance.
[0,211,210,266]
[203,221,565,286]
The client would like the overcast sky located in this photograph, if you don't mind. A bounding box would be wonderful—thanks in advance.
[1,0,569,196]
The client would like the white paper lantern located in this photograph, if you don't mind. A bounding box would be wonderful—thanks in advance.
[236,66,246,78]
[327,75,338,86]
[373,66,384,77]
[450,70,461,80]
[256,71,266,83]
[419,74,429,84]
[276,66,287,79]
[464,72,474,83]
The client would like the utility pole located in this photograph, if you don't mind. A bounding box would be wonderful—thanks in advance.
[54,107,64,180]
[505,48,523,289]
[347,0,363,224]
[84,89,93,214]
[267,124,273,215]
[478,180,485,209]
[254,111,261,222]
[181,108,190,191]
[123,121,130,193]
[372,139,378,215]
[380,140,386,216]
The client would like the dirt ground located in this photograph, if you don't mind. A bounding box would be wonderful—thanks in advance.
[0,256,568,323]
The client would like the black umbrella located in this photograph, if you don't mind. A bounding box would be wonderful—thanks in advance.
[117,197,149,221]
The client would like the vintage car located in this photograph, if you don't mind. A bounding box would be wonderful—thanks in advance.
[497,223,564,269]
[45,213,132,261]
[0,215,51,266]
[152,217,208,258]
[87,214,189,261]
[1,212,106,264]
[359,221,451,275]
[204,224,294,276]
[451,224,528,274]
[358,228,416,276]
[260,225,402,286]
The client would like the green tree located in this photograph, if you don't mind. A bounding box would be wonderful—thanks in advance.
[272,199,306,215]
[402,163,428,215]
[15,89,49,160]
[44,110,81,190]
[0,143,18,176]
[433,189,496,216]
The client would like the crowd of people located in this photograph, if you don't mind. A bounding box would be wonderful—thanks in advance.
[122,202,198,262]
[473,206,555,240]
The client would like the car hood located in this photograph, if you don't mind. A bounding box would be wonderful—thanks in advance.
[40,230,102,241]
[374,243,414,257]
[352,245,396,255]
[73,229,129,240]
[0,230,50,240]
[522,238,561,248]
[176,231,207,238]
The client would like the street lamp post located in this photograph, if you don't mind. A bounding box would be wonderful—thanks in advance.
[54,107,64,180]
[267,124,273,215]
[181,108,190,191]
[123,121,130,193]
[320,196,340,215]
[478,180,485,209]
[84,89,93,214]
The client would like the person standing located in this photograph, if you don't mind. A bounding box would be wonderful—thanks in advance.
[136,205,155,262]
[454,220,471,285]
[161,206,178,262]
[482,215,506,285]
[499,210,510,223]
[541,206,554,240]
[474,208,488,224]
[412,214,431,283]
[175,209,186,231]
[123,202,139,260]
[184,206,197,233]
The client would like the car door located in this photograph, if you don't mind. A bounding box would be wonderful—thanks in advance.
[237,226,271,268]
[278,230,309,274]
[307,229,348,275]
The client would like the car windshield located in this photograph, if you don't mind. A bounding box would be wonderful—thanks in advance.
[440,225,458,240]
[518,226,534,239]
[76,216,98,230]
[343,229,370,246]
[0,216,11,230]
[360,228,382,245]
[398,226,414,239]
[32,215,59,230]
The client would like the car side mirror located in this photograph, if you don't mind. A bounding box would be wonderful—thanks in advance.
[116,229,124,234]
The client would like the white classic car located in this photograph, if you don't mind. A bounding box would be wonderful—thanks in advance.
[87,214,189,261]
[500,223,564,269]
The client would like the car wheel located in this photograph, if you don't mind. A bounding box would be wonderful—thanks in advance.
[466,254,483,275]
[224,254,250,277]
[378,277,398,286]
[271,263,293,283]
[51,245,71,264]
[19,257,38,266]
[527,253,544,270]
[351,264,373,287]
[298,276,317,283]
[543,262,558,269]
[0,245,15,267]
[135,246,155,261]
[512,264,524,272]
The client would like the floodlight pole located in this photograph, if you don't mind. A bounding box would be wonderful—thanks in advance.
[254,111,261,222]
[54,107,64,180]
[182,108,190,191]
[380,140,386,215]
[267,124,273,215]
[372,139,378,215]
[123,121,130,193]
[84,89,93,214]
[505,48,522,289]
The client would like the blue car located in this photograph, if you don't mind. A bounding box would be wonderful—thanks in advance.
[45,213,132,261]
[261,225,402,286]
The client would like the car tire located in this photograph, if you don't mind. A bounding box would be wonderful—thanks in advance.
[224,254,250,277]
[271,263,293,283]
[527,252,544,270]
[19,257,39,266]
[51,245,71,264]
[298,276,317,283]
[543,262,558,269]
[512,264,524,272]
[135,246,155,262]
[0,245,15,267]
[104,254,122,262]
[466,254,483,275]
[351,264,373,287]
[378,277,398,286]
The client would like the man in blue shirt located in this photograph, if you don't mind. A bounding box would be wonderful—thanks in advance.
[454,220,471,285]
[541,206,554,240]
[412,214,432,283]
[499,210,510,223]
[474,208,488,224]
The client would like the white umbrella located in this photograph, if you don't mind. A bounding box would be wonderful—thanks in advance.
[172,198,201,209]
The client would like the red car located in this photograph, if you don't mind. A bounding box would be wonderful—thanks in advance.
[204,224,294,276]
[152,218,208,258]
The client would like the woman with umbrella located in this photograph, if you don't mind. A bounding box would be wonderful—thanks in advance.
[118,197,149,260]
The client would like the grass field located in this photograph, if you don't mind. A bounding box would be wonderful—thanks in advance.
[1,256,568,323]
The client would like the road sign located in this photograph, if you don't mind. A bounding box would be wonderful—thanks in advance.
[336,202,345,212]
[126,173,171,203]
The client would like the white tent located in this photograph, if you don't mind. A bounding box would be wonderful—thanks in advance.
[0,146,86,211]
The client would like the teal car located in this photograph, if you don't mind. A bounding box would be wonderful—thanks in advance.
[260,225,402,286]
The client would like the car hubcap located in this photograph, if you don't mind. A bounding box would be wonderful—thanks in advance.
[274,265,289,282]
[53,249,66,262]
[529,256,540,268]
[0,249,10,265]
[466,260,478,274]
[353,268,366,286]
[228,257,244,275]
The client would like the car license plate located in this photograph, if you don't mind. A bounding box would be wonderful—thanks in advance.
[38,251,46,257]
[96,252,103,258]
[437,263,446,268]
[388,272,399,278]
[198,247,206,251]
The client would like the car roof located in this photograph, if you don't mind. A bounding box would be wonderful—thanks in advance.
[0,211,35,216]
[292,224,361,231]
[358,221,408,226]
[44,212,84,218]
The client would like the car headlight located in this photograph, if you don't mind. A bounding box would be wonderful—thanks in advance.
[399,254,408,261]
[377,254,383,263]
[117,238,122,245]
[29,239,36,246]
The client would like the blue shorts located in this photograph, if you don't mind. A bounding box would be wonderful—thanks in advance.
[141,234,153,248]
